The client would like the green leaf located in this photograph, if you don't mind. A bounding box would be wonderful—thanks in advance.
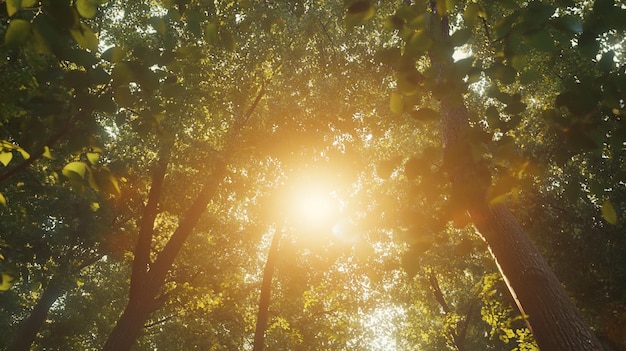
[6,0,36,17]
[42,146,53,159]
[345,0,375,27]
[17,148,30,160]
[70,22,99,51]
[0,192,6,206]
[101,46,124,62]
[390,92,404,114]
[86,152,100,165]
[406,29,432,55]
[601,200,618,224]
[76,0,98,18]
[62,161,88,180]
[463,2,480,28]
[0,273,14,291]
[450,28,472,47]
[523,30,554,52]
[149,16,167,35]
[4,19,31,48]
[551,15,583,34]
[204,22,219,45]
[0,152,13,167]
[93,169,121,196]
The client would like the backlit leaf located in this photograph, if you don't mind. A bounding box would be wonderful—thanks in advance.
[602,200,618,224]
[62,161,88,180]
[0,152,12,167]
[101,46,124,62]
[0,273,14,291]
[86,152,100,165]
[0,192,6,206]
[42,146,53,159]
[4,19,31,48]
[77,0,97,18]
[70,22,98,51]
[345,1,375,27]
[6,0,36,17]
[17,148,30,160]
[390,92,404,114]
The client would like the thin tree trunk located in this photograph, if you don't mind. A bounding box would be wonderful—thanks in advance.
[427,2,603,349]
[252,227,282,351]
[10,276,64,351]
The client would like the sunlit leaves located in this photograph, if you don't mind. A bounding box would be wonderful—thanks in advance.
[4,19,31,48]
[62,162,89,182]
[601,200,618,225]
[0,192,6,206]
[6,0,36,17]
[345,0,375,28]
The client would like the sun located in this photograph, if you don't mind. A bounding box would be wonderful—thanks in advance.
[282,172,340,229]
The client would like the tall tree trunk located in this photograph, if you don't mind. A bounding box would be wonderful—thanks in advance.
[103,85,268,351]
[252,227,282,351]
[427,3,603,349]
[10,276,64,351]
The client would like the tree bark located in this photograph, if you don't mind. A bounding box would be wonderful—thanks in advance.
[252,227,282,351]
[10,276,64,351]
[427,2,603,349]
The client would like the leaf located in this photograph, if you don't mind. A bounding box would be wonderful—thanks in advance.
[345,0,375,27]
[4,19,31,48]
[17,148,30,160]
[523,30,554,52]
[390,92,404,114]
[0,192,6,206]
[101,46,124,62]
[406,29,432,55]
[204,22,219,45]
[0,273,14,291]
[410,108,439,122]
[6,0,36,17]
[76,0,98,18]
[86,152,100,165]
[70,22,99,51]
[551,15,583,34]
[450,28,472,47]
[0,152,13,167]
[149,16,167,35]
[463,2,481,27]
[93,169,121,196]
[38,147,52,161]
[62,161,88,181]
[602,200,618,224]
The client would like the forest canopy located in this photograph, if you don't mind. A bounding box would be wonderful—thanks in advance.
[1,0,625,350]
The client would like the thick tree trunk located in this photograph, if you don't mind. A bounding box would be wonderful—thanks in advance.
[102,300,154,351]
[10,276,64,351]
[427,3,603,349]
[252,227,282,351]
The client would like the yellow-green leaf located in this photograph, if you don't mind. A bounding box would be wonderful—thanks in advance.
[62,161,88,180]
[86,152,100,165]
[17,147,30,160]
[76,0,97,18]
[101,46,124,63]
[4,19,31,48]
[602,200,618,224]
[0,152,13,167]
[0,273,14,291]
[6,0,37,17]
[42,146,53,159]
[205,22,219,45]
[345,0,375,27]
[70,22,98,51]
[390,92,404,114]
[0,192,6,206]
